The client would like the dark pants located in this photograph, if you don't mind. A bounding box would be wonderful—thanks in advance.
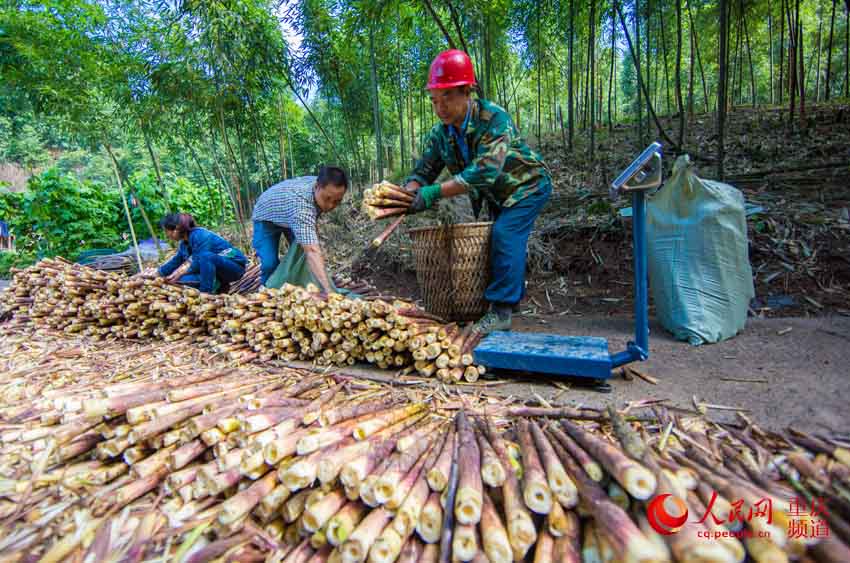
[253,220,295,284]
[179,251,245,294]
[484,182,552,306]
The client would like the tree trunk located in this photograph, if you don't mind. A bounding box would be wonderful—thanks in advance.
[742,1,756,107]
[568,0,574,151]
[589,0,596,160]
[635,0,643,144]
[208,124,240,222]
[797,0,805,124]
[217,109,245,205]
[536,2,543,146]
[105,143,143,272]
[659,1,672,115]
[644,0,652,132]
[787,0,796,124]
[686,0,710,112]
[282,99,296,177]
[422,0,456,49]
[142,130,172,214]
[815,0,824,102]
[825,0,837,100]
[676,0,685,146]
[233,120,253,200]
[718,0,730,179]
[733,2,743,105]
[485,15,493,100]
[845,7,849,98]
[283,71,341,161]
[688,19,695,117]
[396,16,406,170]
[277,95,288,179]
[614,1,680,150]
[444,0,469,54]
[769,0,775,104]
[780,0,786,105]
[368,25,384,181]
[409,93,416,165]
[558,106,567,151]
[249,101,273,187]
[183,134,221,226]
[608,13,616,134]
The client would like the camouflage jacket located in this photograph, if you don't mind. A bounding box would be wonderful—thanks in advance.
[405,98,550,211]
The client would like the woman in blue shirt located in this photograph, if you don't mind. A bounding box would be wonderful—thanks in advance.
[157,213,247,294]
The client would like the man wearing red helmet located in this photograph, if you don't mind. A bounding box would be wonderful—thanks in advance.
[404,49,552,335]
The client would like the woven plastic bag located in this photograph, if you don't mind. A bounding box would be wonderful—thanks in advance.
[647,155,754,345]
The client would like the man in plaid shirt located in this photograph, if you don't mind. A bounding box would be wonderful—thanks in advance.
[251,166,348,293]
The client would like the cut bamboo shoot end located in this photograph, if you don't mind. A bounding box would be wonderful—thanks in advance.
[282,458,318,491]
[452,524,478,562]
[327,504,367,547]
[546,501,568,538]
[368,527,403,563]
[482,528,513,563]
[416,493,443,544]
[622,465,658,501]
[508,516,537,559]
[523,480,553,514]
[341,507,392,563]
[455,488,483,525]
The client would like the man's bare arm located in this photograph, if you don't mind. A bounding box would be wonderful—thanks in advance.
[302,244,334,294]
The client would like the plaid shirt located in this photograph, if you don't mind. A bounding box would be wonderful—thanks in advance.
[252,176,321,246]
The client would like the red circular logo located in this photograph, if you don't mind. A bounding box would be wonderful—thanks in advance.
[647,494,689,535]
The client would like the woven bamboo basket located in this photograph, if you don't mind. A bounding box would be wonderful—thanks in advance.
[408,222,492,321]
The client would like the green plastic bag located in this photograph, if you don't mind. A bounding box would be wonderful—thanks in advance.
[647,155,754,345]
[265,243,359,299]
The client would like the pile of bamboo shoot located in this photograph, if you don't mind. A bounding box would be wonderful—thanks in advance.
[1,333,849,562]
[0,258,486,381]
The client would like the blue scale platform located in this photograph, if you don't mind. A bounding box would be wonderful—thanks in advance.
[473,331,613,380]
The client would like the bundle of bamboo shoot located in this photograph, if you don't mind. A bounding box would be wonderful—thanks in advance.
[0,258,487,381]
[2,333,849,562]
[362,181,413,221]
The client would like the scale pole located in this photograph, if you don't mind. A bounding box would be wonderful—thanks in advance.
[632,189,649,357]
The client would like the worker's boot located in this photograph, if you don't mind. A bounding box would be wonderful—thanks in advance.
[473,304,513,335]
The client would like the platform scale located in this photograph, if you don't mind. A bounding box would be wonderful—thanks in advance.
[472,142,664,392]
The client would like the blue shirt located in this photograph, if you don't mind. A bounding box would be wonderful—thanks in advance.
[158,228,246,276]
[446,102,472,166]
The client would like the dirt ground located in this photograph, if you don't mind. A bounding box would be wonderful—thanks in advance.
[504,313,850,434]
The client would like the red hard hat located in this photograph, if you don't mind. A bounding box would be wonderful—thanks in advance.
[427,49,477,90]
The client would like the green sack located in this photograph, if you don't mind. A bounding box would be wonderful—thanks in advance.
[647,155,754,345]
[265,243,360,299]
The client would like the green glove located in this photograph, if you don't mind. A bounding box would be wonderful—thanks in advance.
[409,183,442,213]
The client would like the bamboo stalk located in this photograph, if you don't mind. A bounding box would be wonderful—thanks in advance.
[557,436,666,563]
[427,429,456,492]
[547,425,603,481]
[326,502,368,547]
[516,419,553,514]
[530,420,578,508]
[480,492,512,563]
[372,215,406,248]
[218,470,277,525]
[416,492,443,544]
[454,412,483,525]
[341,507,393,563]
[561,419,657,500]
